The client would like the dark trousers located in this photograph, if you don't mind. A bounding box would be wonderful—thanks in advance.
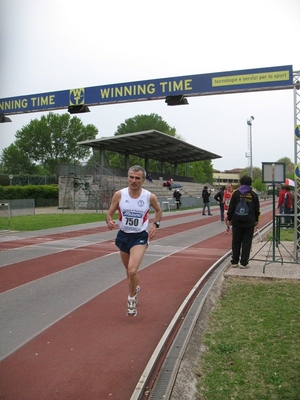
[202,202,211,214]
[231,225,254,266]
[284,206,292,224]
[219,204,224,221]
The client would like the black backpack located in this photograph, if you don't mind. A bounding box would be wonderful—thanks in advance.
[234,193,253,222]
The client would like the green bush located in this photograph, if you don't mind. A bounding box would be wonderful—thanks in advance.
[0,185,58,204]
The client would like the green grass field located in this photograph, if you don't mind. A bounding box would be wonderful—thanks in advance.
[196,227,298,399]
[197,278,300,400]
[0,213,108,231]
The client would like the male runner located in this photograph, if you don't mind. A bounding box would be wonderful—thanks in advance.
[106,165,162,317]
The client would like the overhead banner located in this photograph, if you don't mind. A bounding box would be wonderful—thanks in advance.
[0,65,293,115]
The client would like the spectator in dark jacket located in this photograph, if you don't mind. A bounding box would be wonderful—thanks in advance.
[283,185,293,227]
[214,185,225,222]
[173,189,182,209]
[202,186,213,216]
[227,175,260,269]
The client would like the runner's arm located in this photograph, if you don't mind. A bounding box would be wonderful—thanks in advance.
[148,193,162,239]
[106,191,121,230]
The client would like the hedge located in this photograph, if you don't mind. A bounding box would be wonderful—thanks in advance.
[0,185,58,204]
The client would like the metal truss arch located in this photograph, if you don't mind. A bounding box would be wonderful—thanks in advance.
[293,70,300,258]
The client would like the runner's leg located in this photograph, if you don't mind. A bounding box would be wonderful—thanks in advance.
[125,244,147,297]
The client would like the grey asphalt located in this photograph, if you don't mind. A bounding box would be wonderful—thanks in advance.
[226,238,300,280]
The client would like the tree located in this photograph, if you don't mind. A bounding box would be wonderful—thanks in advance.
[253,178,266,192]
[240,157,294,189]
[1,143,39,175]
[240,166,262,182]
[277,157,294,177]
[201,160,214,184]
[102,113,213,182]
[98,113,176,172]
[1,113,98,175]
[115,113,178,138]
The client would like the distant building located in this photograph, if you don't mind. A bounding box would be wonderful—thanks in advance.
[213,168,243,187]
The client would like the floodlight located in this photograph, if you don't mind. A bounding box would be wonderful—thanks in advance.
[68,105,90,114]
[165,95,189,106]
[247,116,254,126]
[0,114,12,123]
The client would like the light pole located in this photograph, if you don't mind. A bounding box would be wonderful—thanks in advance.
[247,116,255,179]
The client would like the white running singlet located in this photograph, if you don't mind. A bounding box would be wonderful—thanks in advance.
[118,188,151,233]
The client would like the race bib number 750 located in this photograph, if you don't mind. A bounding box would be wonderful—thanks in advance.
[123,211,143,230]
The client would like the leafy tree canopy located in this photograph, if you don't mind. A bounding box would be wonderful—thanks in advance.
[94,113,212,182]
[115,113,179,138]
[1,113,98,175]
[240,157,294,191]
[240,166,262,182]
[277,157,294,176]
[1,143,38,175]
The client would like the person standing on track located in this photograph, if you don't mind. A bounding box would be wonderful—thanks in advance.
[202,186,213,215]
[227,175,260,269]
[106,165,162,317]
[223,182,233,233]
[214,185,226,222]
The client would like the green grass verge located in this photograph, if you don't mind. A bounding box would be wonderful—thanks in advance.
[197,278,300,400]
[270,227,295,242]
[197,228,298,399]
[0,213,107,231]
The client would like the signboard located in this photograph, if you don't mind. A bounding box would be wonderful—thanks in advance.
[0,65,293,115]
[262,162,285,183]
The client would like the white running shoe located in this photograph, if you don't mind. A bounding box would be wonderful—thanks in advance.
[127,298,137,317]
[134,285,140,304]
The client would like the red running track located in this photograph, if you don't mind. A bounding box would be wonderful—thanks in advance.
[0,208,272,400]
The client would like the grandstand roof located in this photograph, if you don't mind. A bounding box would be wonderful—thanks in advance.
[78,130,221,164]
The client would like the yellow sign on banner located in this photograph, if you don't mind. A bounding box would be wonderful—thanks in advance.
[69,88,85,106]
[212,70,290,87]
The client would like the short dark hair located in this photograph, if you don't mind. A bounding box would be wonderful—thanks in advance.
[128,165,146,179]
[240,175,252,186]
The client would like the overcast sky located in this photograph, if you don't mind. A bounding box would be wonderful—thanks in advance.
[0,0,299,172]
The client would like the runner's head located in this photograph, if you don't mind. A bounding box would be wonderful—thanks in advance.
[128,165,146,179]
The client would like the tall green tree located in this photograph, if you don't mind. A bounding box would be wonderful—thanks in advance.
[1,113,98,175]
[115,113,178,138]
[240,166,262,182]
[101,113,177,172]
[1,143,38,175]
[105,113,213,181]
[277,157,294,176]
[241,158,294,179]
